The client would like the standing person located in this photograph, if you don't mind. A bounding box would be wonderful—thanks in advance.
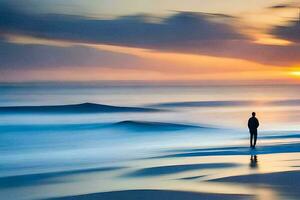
[248,112,259,148]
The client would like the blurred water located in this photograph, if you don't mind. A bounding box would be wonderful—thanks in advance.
[1,84,300,128]
[1,84,300,199]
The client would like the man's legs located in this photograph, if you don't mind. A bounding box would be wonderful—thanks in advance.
[253,131,257,148]
[250,132,253,147]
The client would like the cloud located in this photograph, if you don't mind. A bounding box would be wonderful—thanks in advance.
[270,5,290,9]
[268,4,293,9]
[0,40,145,69]
[272,20,300,43]
[1,2,300,66]
[173,39,300,66]
[0,3,245,46]
[268,2,299,10]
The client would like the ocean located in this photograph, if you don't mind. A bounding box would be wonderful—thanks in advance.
[1,84,300,199]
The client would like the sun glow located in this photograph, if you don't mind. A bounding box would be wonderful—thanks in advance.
[290,71,300,76]
[289,66,300,77]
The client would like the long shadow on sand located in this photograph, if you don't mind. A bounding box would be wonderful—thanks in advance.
[125,163,237,177]
[153,142,300,159]
[0,167,124,188]
[210,170,300,199]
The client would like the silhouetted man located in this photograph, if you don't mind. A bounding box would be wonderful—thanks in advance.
[248,112,259,148]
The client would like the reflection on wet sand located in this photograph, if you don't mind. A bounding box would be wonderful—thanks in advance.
[1,129,300,200]
[250,154,258,169]
[1,148,300,200]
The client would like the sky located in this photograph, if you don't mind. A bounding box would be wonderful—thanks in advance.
[1,0,300,84]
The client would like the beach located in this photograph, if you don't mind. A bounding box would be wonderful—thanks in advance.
[2,0,300,198]
[0,84,300,200]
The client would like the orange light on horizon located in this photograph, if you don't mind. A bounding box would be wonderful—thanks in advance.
[289,66,300,77]
[290,71,300,76]
[3,34,298,84]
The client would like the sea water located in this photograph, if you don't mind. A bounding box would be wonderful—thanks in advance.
[1,84,300,199]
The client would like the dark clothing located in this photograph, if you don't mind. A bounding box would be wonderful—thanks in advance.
[248,117,259,130]
[248,117,259,148]
[250,129,257,147]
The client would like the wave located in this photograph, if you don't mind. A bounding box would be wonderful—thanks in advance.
[49,189,252,200]
[0,103,160,114]
[261,133,300,139]
[149,99,300,108]
[109,120,209,132]
[1,120,209,133]
[149,100,251,108]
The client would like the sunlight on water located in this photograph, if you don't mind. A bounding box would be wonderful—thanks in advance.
[0,84,300,200]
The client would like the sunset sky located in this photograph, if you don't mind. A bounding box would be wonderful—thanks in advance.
[1,0,300,84]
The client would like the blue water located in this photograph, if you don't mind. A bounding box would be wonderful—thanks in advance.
[1,84,300,199]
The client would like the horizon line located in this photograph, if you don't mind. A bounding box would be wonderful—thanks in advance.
[1,80,300,87]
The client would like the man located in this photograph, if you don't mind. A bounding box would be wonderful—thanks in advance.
[248,112,259,148]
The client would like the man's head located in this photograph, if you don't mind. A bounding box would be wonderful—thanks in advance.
[252,112,256,117]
